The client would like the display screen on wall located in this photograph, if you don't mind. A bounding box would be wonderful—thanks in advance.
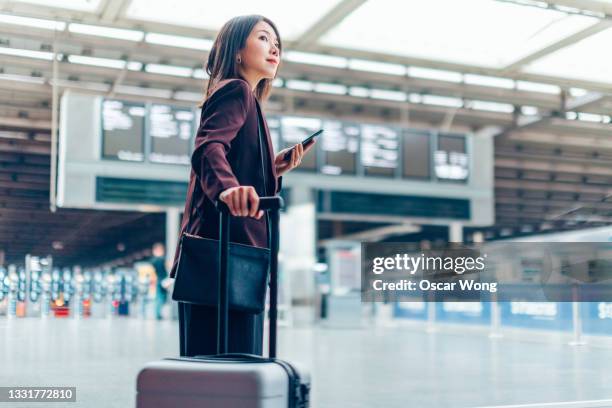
[403,130,431,179]
[435,133,468,181]
[267,116,281,152]
[149,104,193,165]
[360,124,399,178]
[101,100,145,161]
[280,116,320,172]
[320,120,359,176]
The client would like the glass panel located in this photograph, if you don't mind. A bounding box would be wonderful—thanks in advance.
[101,100,145,162]
[126,0,342,40]
[320,121,359,176]
[524,27,612,84]
[12,0,101,11]
[280,116,321,172]
[403,130,431,179]
[149,104,193,165]
[320,0,596,68]
[435,133,468,182]
[361,124,399,178]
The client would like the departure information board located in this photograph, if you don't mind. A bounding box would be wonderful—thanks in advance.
[101,100,145,161]
[360,124,399,178]
[267,116,281,152]
[403,130,431,179]
[321,120,359,176]
[98,98,469,183]
[280,116,321,172]
[149,104,193,165]
[435,133,469,181]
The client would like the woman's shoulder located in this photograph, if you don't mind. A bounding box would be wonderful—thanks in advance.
[207,78,255,107]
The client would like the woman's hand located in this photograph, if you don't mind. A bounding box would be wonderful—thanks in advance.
[274,140,316,177]
[218,186,264,219]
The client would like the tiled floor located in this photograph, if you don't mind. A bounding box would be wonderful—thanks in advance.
[1,316,612,407]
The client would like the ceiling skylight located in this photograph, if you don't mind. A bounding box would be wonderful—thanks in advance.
[320,0,597,68]
[523,27,612,84]
[0,13,66,30]
[11,0,101,12]
[68,23,144,41]
[126,0,342,41]
[145,33,213,51]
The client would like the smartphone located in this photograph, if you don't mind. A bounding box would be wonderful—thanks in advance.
[283,129,323,160]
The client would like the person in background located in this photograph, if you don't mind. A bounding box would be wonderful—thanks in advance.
[150,242,168,320]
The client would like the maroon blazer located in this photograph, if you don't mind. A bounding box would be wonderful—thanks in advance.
[170,78,282,278]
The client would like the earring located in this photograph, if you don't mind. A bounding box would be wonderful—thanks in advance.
[236,55,242,64]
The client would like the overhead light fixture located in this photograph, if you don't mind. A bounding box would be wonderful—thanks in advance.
[314,83,347,95]
[145,63,192,77]
[115,85,173,99]
[126,61,143,71]
[68,55,126,69]
[578,112,605,122]
[50,79,111,92]
[408,93,422,104]
[0,13,65,30]
[520,106,539,116]
[370,89,406,102]
[348,87,370,98]
[464,74,515,89]
[174,91,201,102]
[469,100,514,113]
[284,51,347,68]
[348,59,406,76]
[407,66,462,83]
[192,68,208,79]
[0,46,54,60]
[69,23,144,41]
[569,87,588,97]
[516,80,560,94]
[145,33,213,51]
[0,73,45,84]
[286,79,314,92]
[421,95,463,108]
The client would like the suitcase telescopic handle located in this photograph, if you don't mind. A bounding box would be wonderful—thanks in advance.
[214,195,284,358]
[215,196,284,213]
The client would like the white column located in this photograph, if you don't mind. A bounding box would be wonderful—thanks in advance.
[449,222,463,243]
[165,208,180,269]
[280,186,316,326]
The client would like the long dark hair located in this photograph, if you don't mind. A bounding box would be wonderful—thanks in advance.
[203,15,281,104]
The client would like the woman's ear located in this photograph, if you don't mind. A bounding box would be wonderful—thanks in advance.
[236,54,242,64]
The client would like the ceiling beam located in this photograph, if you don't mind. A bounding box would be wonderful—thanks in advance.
[291,0,367,50]
[546,0,612,15]
[97,0,132,23]
[501,20,612,73]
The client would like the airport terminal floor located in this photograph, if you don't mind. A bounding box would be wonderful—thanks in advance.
[2,314,612,408]
[0,317,609,408]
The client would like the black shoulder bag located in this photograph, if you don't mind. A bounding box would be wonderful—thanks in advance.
[172,107,272,314]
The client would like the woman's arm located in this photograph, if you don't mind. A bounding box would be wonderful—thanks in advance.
[192,79,254,203]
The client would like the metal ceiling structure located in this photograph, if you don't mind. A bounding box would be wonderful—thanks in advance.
[0,0,610,265]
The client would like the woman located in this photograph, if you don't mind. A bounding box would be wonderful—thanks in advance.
[170,15,315,357]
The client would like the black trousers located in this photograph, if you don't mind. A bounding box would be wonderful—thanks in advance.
[178,302,264,357]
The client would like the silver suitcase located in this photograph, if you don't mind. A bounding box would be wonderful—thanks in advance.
[137,356,310,408]
[136,197,311,408]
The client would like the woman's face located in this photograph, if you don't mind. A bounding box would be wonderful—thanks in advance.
[239,20,280,80]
